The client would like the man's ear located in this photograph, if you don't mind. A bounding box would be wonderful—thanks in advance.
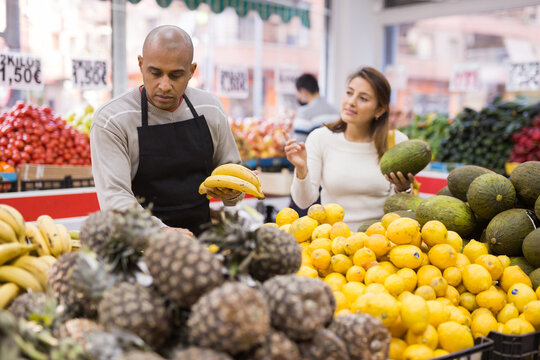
[138,55,143,72]
[189,63,197,78]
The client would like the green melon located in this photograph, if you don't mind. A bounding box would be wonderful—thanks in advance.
[447,165,495,202]
[467,173,516,220]
[383,193,424,214]
[392,210,417,220]
[509,256,536,276]
[437,186,453,196]
[486,209,536,257]
[509,161,540,207]
[357,219,379,233]
[535,195,540,220]
[529,268,540,290]
[522,228,540,268]
[416,195,476,237]
[380,139,431,177]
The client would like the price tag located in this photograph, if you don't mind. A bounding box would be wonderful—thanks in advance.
[0,52,43,90]
[507,62,540,92]
[216,66,249,99]
[72,59,108,90]
[449,64,480,92]
[275,68,301,95]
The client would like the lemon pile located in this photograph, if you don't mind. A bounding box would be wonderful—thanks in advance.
[271,205,540,360]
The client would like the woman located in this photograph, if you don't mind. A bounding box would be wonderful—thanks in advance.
[284,67,414,231]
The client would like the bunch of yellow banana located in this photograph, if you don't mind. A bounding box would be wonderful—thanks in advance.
[25,215,73,258]
[199,163,265,200]
[0,204,26,243]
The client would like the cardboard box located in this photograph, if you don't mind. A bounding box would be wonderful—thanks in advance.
[258,168,293,197]
[17,164,93,181]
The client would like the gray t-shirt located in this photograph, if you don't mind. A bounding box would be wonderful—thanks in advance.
[90,86,242,227]
[293,97,339,142]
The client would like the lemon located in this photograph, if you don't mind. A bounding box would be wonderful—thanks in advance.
[446,230,463,252]
[346,265,366,282]
[507,283,537,312]
[415,285,437,301]
[476,286,506,314]
[471,312,498,338]
[364,292,400,327]
[459,292,478,312]
[500,265,532,292]
[523,300,540,328]
[401,295,429,334]
[432,349,449,357]
[333,290,349,311]
[208,244,219,253]
[462,264,492,294]
[324,272,347,292]
[318,264,334,277]
[351,293,373,313]
[537,286,540,299]
[420,252,430,266]
[471,307,492,321]
[475,254,504,281]
[427,300,450,328]
[455,253,471,269]
[396,268,418,292]
[275,207,299,227]
[297,265,318,278]
[365,234,391,258]
[502,318,535,334]
[365,265,391,285]
[445,286,461,306]
[341,281,366,304]
[403,344,433,360]
[386,217,421,245]
[279,224,291,233]
[389,337,407,360]
[428,244,457,270]
[405,324,439,350]
[311,223,332,240]
[335,308,353,317]
[307,238,332,255]
[447,305,469,326]
[331,236,347,255]
[330,221,351,240]
[417,265,443,287]
[379,261,398,274]
[352,247,377,268]
[323,203,345,225]
[289,216,319,243]
[388,245,423,269]
[364,283,388,294]
[365,222,386,236]
[384,274,406,297]
[331,254,353,274]
[389,315,409,338]
[311,248,331,270]
[462,239,489,263]
[443,267,462,287]
[437,321,474,353]
[498,255,511,268]
[307,204,327,223]
[427,276,448,298]
[421,220,448,247]
[343,232,367,255]
[497,303,519,324]
[382,212,401,229]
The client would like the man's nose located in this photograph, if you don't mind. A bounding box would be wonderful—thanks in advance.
[158,77,172,92]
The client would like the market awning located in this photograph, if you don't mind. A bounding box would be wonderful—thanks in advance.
[103,0,311,28]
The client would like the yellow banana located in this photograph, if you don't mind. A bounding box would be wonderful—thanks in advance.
[0,242,37,266]
[0,219,18,243]
[203,175,265,199]
[198,183,213,200]
[0,283,20,309]
[211,163,262,192]
[0,204,26,243]
[39,255,57,267]
[25,223,51,256]
[56,224,72,253]
[37,215,63,257]
[70,240,81,251]
[0,266,43,292]
[11,255,50,290]
[69,230,80,240]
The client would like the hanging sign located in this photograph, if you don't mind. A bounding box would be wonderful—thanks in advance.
[72,59,109,90]
[0,52,43,90]
[449,64,480,92]
[507,62,540,92]
[275,68,301,95]
[216,66,249,99]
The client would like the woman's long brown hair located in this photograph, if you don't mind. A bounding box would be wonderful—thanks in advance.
[325,67,391,160]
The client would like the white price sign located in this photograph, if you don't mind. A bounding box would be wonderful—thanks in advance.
[275,68,301,95]
[216,66,249,99]
[449,64,480,92]
[72,59,108,90]
[0,52,43,90]
[507,62,540,92]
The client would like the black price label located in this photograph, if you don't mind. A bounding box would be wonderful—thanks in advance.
[72,59,108,90]
[0,53,43,90]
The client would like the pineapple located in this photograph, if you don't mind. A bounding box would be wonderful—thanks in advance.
[119,350,164,360]
[79,203,160,272]
[243,330,301,360]
[262,274,335,341]
[98,282,170,349]
[142,231,224,308]
[297,328,350,360]
[328,313,391,360]
[173,347,233,360]
[56,318,102,341]
[9,291,49,321]
[188,282,270,355]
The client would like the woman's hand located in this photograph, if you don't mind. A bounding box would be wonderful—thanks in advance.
[284,133,308,179]
[161,226,193,237]
[385,171,415,193]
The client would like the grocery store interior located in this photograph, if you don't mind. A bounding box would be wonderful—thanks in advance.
[1,1,540,359]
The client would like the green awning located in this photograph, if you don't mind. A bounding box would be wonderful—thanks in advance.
[105,0,310,28]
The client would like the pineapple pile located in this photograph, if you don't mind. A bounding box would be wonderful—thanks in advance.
[1,203,392,360]
[273,203,540,360]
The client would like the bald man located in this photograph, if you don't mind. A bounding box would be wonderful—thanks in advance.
[91,25,243,236]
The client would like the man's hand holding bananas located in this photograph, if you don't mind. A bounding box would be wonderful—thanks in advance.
[199,163,265,200]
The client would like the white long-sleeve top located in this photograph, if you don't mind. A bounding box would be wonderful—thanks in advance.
[291,126,408,231]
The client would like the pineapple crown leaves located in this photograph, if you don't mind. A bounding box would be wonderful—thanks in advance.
[67,250,116,304]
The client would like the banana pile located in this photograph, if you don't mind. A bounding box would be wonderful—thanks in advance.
[0,204,79,309]
[199,163,265,200]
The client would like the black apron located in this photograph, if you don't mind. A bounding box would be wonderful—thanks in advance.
[132,87,214,235]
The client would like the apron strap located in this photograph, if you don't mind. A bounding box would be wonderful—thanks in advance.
[141,87,149,127]
[182,94,199,118]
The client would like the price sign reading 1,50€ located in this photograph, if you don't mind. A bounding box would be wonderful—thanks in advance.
[0,52,43,90]
[72,59,108,90]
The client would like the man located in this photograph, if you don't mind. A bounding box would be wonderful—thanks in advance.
[91,25,242,236]
[293,73,339,142]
